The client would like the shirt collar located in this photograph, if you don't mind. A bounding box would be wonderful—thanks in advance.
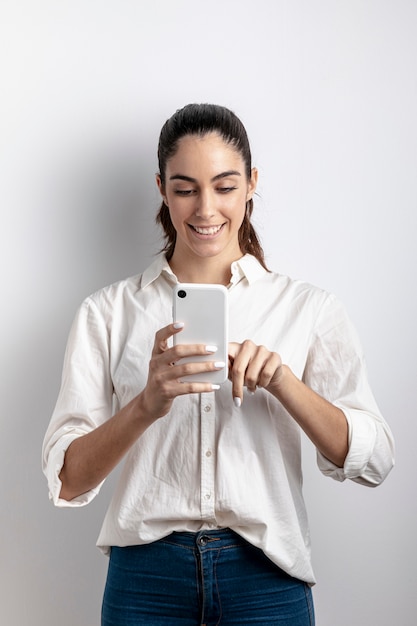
[140,253,267,289]
[229,254,267,287]
[141,253,178,288]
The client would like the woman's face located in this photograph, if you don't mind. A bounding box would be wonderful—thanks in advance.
[157,132,257,265]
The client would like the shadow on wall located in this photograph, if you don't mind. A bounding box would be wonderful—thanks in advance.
[44,134,162,299]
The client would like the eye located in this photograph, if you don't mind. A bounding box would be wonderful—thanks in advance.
[174,189,195,196]
[217,186,237,194]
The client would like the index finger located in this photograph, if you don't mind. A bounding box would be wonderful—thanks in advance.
[228,342,247,408]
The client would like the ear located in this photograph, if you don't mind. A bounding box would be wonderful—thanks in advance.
[246,167,258,201]
[156,174,168,205]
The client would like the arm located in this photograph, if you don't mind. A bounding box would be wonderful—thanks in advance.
[228,342,348,467]
[58,393,153,501]
[59,322,224,501]
[228,292,394,484]
[271,365,348,467]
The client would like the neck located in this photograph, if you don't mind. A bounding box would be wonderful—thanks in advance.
[169,251,242,285]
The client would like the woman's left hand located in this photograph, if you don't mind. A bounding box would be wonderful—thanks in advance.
[228,341,283,406]
[229,341,349,467]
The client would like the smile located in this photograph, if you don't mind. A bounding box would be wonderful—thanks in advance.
[190,224,224,235]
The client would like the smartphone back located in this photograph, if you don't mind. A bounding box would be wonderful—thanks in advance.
[173,283,228,384]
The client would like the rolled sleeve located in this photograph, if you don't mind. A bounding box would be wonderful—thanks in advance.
[317,407,394,486]
[42,296,114,507]
[43,432,103,507]
[304,294,395,487]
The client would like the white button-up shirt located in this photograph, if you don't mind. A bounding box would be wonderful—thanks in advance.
[42,254,394,584]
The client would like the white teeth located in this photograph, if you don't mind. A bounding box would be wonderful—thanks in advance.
[193,225,222,235]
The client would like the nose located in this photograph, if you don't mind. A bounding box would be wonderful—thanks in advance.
[195,189,215,219]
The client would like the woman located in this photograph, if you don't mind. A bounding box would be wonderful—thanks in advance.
[42,103,394,625]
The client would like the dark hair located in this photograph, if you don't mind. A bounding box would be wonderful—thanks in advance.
[156,103,268,270]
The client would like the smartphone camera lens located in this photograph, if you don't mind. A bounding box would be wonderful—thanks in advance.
[177,290,187,298]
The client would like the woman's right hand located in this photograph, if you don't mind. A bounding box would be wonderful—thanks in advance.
[139,322,225,420]
[59,322,224,501]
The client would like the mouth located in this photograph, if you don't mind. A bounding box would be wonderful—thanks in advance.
[189,223,225,236]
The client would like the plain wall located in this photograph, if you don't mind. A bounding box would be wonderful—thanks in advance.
[1,1,416,624]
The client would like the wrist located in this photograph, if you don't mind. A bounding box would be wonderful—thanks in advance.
[267,364,292,400]
[129,392,157,429]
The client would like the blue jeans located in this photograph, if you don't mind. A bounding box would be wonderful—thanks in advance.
[101,529,315,625]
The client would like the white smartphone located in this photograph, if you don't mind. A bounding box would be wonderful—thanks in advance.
[173,283,228,384]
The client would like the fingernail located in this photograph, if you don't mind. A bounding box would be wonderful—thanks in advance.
[214,361,225,369]
[173,322,184,329]
[211,384,220,390]
[234,397,241,408]
[205,345,218,353]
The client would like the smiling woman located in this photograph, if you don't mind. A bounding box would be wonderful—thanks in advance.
[156,103,268,277]
[156,133,258,284]
[42,103,394,626]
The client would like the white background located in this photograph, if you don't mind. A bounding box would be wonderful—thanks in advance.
[1,1,416,624]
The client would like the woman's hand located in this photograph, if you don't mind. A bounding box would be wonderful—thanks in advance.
[228,340,348,467]
[59,323,225,501]
[228,341,283,407]
[139,323,225,419]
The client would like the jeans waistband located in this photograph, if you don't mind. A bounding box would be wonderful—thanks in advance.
[161,528,251,550]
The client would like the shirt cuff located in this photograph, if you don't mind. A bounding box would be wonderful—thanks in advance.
[44,434,102,507]
[317,407,377,483]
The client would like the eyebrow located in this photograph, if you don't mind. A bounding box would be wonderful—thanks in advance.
[169,170,242,183]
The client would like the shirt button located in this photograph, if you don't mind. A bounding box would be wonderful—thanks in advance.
[205,450,212,457]
[203,405,211,412]
[205,493,211,500]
